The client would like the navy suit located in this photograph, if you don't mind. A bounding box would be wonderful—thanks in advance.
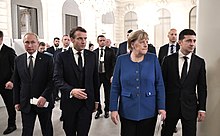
[13,52,54,136]
[0,44,16,128]
[53,49,99,136]
[161,52,207,136]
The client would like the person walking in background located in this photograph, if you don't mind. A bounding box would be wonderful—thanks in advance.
[53,27,99,136]
[116,29,133,57]
[94,35,116,119]
[158,28,180,65]
[0,30,17,135]
[105,38,118,56]
[13,33,54,136]
[89,43,94,51]
[46,37,60,55]
[161,29,207,136]
[110,30,166,136]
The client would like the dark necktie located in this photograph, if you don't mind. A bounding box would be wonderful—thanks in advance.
[170,45,174,54]
[100,48,104,57]
[99,48,104,73]
[77,52,82,69]
[29,56,34,78]
[181,56,188,82]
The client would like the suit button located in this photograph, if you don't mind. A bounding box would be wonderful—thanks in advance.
[136,93,140,96]
[136,78,139,81]
[136,86,139,89]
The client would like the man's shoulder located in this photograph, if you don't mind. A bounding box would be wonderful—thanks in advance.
[119,41,127,46]
[160,44,169,49]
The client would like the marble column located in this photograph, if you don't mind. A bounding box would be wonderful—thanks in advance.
[196,0,220,136]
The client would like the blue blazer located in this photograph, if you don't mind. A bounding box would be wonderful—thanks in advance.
[110,53,165,121]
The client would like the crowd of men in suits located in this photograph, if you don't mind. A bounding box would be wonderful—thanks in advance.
[0,27,207,136]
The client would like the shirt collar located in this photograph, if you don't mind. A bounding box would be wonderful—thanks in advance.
[0,43,3,51]
[99,46,106,50]
[72,47,84,55]
[179,50,192,60]
[27,50,38,59]
[169,42,177,46]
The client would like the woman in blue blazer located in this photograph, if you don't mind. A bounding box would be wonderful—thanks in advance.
[110,30,166,136]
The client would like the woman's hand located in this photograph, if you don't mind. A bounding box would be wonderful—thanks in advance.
[111,111,119,125]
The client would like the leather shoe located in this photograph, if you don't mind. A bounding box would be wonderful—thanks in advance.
[95,111,102,119]
[104,112,109,118]
[3,126,16,135]
[174,127,178,133]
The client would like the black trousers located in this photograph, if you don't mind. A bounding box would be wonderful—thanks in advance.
[63,101,92,136]
[0,88,16,127]
[120,116,157,136]
[97,73,111,113]
[21,105,53,136]
[161,112,197,136]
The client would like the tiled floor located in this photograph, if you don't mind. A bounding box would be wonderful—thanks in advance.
[0,101,182,136]
[0,87,182,136]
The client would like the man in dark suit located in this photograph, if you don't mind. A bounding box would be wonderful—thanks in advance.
[53,27,99,136]
[161,29,207,136]
[14,33,54,136]
[158,28,180,65]
[105,38,118,56]
[116,29,133,57]
[0,30,17,135]
[148,43,156,54]
[54,34,71,121]
[94,35,116,119]
[46,37,60,55]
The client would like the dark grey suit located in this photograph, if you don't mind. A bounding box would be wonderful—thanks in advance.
[13,52,54,136]
[161,52,207,136]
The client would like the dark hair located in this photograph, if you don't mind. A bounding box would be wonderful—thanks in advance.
[0,30,3,38]
[97,35,105,41]
[39,42,46,46]
[54,37,60,41]
[127,29,133,33]
[179,29,196,41]
[89,43,94,48]
[69,26,87,39]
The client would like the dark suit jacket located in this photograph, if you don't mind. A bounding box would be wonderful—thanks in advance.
[158,43,180,65]
[13,52,54,113]
[46,46,58,55]
[110,47,118,56]
[0,44,16,89]
[116,41,127,57]
[161,53,207,120]
[53,49,99,111]
[94,47,116,79]
[148,44,156,54]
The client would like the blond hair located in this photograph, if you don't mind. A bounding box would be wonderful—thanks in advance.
[127,30,148,51]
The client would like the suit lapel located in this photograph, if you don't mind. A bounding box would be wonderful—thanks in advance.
[165,44,169,56]
[22,53,30,78]
[184,53,195,82]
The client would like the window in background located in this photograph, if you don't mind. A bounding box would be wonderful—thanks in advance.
[17,6,38,39]
[124,11,138,39]
[65,14,78,34]
[189,6,197,31]
[154,8,171,52]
